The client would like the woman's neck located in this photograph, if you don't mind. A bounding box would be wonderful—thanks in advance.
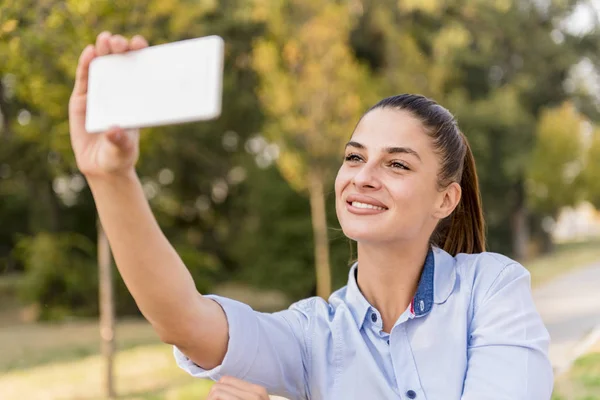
[355,240,431,333]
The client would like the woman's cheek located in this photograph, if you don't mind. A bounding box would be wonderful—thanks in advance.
[334,168,351,192]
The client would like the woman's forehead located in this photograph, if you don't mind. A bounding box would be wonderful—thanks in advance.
[350,108,429,149]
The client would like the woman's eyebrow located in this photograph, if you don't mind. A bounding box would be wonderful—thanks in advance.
[345,141,365,150]
[345,141,422,162]
[385,146,422,162]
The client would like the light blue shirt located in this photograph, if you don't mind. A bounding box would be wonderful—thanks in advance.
[174,247,553,399]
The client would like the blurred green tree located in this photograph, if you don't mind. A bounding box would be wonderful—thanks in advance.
[251,0,373,298]
[0,0,276,315]
[1,0,600,323]
[352,0,600,258]
[583,126,600,208]
[526,102,586,217]
[448,1,600,257]
[13,232,98,320]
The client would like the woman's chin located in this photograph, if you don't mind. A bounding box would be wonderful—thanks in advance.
[341,227,387,243]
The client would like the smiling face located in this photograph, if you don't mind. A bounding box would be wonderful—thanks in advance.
[335,108,458,245]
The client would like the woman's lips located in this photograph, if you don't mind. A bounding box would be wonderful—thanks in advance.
[345,194,388,209]
[346,201,388,215]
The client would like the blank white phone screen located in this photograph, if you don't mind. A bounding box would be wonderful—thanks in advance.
[86,35,224,133]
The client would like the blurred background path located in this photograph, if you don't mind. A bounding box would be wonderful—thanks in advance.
[535,260,600,374]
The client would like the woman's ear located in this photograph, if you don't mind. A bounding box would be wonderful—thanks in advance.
[434,182,462,219]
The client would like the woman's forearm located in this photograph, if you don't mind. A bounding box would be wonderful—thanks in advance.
[87,170,206,341]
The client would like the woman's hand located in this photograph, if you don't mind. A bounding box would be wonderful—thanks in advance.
[207,376,270,400]
[69,32,148,178]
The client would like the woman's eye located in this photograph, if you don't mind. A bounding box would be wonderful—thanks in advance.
[390,161,409,170]
[344,154,363,162]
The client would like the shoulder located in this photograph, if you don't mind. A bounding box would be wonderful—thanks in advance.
[286,295,335,321]
[453,251,531,304]
[286,287,354,324]
[454,251,526,280]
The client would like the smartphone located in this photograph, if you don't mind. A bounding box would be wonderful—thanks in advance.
[85,35,224,133]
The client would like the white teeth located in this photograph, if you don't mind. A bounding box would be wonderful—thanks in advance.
[351,201,386,211]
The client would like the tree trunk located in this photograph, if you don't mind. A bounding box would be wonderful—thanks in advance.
[0,78,12,138]
[98,218,116,399]
[308,168,331,299]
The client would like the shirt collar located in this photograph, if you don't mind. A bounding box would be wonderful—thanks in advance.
[345,264,372,328]
[345,246,457,329]
[432,246,457,304]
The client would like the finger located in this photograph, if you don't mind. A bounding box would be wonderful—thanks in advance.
[105,127,138,150]
[72,45,96,96]
[218,376,269,397]
[105,127,126,145]
[105,127,133,152]
[109,34,129,54]
[130,35,149,51]
[95,31,112,56]
[207,383,243,400]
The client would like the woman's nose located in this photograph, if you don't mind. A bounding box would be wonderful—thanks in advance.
[352,163,382,190]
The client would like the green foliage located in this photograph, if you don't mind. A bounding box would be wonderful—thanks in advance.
[583,128,600,208]
[553,351,600,399]
[251,0,375,296]
[252,0,372,188]
[13,232,98,320]
[1,0,600,316]
[175,242,221,294]
[527,102,586,215]
[0,0,276,316]
[228,165,315,298]
[353,0,600,255]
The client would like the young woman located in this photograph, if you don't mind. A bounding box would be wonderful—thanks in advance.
[70,33,553,400]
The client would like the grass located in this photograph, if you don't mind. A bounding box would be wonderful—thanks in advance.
[0,343,214,400]
[524,239,600,288]
[0,317,160,372]
[0,283,287,399]
[552,342,600,400]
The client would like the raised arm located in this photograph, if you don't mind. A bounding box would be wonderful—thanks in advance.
[69,32,227,369]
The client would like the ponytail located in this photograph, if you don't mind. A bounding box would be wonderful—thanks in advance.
[435,133,486,255]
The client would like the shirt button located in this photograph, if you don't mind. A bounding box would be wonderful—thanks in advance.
[406,390,417,399]
[371,313,377,323]
[387,339,390,345]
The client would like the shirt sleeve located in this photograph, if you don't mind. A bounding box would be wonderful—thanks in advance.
[173,294,314,400]
[461,263,554,400]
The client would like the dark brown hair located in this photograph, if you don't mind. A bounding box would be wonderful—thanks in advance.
[367,94,486,255]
